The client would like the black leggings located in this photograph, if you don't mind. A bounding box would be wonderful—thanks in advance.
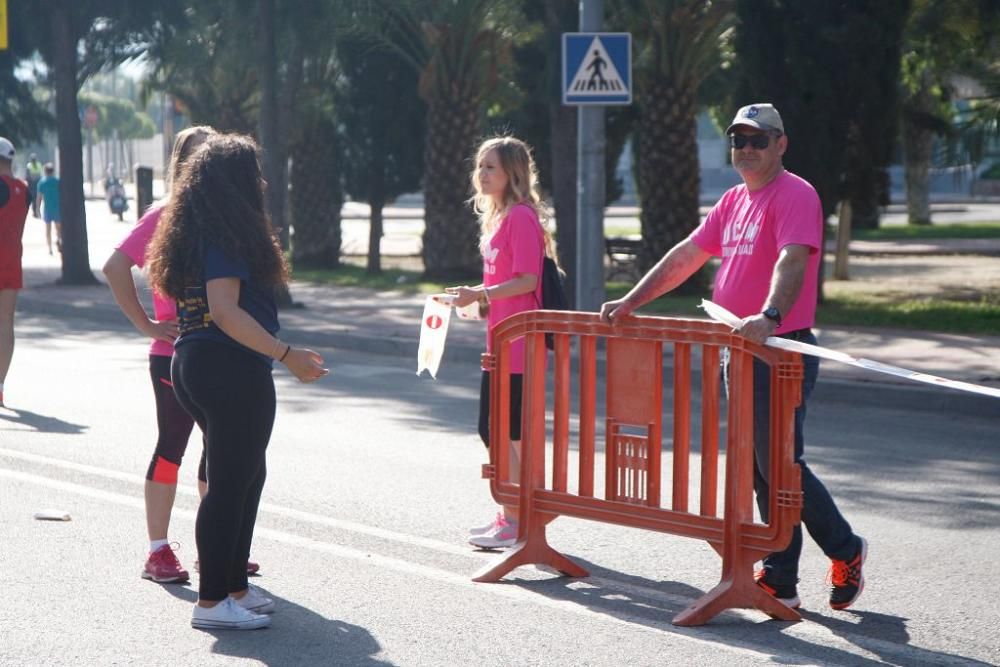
[171,341,276,601]
[478,371,523,447]
[146,355,206,484]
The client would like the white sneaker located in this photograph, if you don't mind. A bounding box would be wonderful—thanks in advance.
[468,518,519,549]
[469,511,504,536]
[191,597,271,630]
[234,584,275,614]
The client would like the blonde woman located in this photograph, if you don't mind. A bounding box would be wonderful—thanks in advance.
[444,136,559,549]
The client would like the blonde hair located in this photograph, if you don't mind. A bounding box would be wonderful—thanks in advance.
[469,136,559,265]
[166,125,217,194]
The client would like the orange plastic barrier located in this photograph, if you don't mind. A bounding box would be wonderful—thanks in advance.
[473,311,804,626]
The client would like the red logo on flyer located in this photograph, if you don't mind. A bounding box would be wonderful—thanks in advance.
[426,315,443,329]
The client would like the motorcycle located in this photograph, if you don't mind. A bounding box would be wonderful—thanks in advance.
[105,177,129,221]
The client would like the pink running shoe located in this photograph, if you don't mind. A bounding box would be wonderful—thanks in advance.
[468,517,519,549]
[469,511,504,536]
[142,543,190,583]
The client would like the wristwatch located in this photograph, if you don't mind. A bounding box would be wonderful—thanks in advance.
[762,306,782,326]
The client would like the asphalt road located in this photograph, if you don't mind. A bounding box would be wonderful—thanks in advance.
[2,200,998,665]
[2,300,998,665]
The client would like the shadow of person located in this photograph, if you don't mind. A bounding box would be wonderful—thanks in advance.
[0,407,87,434]
[501,557,984,666]
[162,583,391,665]
[800,608,996,667]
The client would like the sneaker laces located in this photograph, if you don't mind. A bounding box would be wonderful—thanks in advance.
[829,555,858,587]
[153,542,183,569]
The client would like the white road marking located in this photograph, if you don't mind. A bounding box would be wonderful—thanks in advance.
[0,464,787,662]
[1,448,972,666]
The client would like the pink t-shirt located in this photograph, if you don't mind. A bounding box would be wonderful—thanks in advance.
[690,170,822,333]
[115,204,177,357]
[483,204,544,373]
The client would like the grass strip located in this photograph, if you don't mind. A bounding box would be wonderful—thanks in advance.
[294,265,998,336]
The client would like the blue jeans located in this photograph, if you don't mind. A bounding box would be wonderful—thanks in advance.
[727,331,858,585]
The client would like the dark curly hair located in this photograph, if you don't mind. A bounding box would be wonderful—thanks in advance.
[148,133,288,299]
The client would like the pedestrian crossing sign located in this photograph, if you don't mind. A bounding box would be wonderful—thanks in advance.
[562,33,631,105]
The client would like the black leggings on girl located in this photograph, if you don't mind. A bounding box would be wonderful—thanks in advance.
[478,370,523,447]
[171,341,275,602]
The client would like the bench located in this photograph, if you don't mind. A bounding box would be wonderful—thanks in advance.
[605,236,642,282]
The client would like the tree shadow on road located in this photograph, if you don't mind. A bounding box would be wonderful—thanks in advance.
[506,556,987,667]
[160,583,392,665]
[0,406,88,434]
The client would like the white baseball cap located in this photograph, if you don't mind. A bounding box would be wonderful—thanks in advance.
[0,137,14,161]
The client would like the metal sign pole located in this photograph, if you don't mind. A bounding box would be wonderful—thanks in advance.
[575,0,606,312]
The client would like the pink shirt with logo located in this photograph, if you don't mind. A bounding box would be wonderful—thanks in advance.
[690,170,822,333]
[115,204,177,357]
[483,203,544,374]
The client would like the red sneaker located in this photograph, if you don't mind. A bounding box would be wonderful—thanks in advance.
[194,559,261,575]
[141,544,189,583]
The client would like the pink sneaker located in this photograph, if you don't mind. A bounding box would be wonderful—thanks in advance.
[142,543,190,583]
[469,511,503,536]
[468,517,518,549]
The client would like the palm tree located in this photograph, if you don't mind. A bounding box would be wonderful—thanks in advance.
[363,0,518,280]
[142,2,260,134]
[901,0,1000,223]
[612,0,733,284]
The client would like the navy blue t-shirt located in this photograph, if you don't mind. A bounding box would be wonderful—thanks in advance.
[174,243,280,367]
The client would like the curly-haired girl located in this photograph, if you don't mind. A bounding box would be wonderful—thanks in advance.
[148,133,327,630]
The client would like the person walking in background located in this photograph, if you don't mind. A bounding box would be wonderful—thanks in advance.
[0,138,31,408]
[600,103,867,612]
[24,153,42,219]
[103,125,260,585]
[36,163,61,255]
[442,136,559,550]
[148,133,327,631]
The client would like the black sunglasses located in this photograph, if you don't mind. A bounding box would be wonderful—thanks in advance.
[729,133,780,150]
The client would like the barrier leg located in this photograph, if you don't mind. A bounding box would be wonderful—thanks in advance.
[472,515,588,582]
[672,551,800,625]
[674,347,801,626]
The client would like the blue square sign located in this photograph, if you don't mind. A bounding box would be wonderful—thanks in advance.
[562,33,631,105]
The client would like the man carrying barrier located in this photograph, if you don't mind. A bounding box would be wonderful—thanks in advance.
[601,103,867,613]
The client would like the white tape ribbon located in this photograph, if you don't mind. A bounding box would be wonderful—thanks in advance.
[700,300,1000,400]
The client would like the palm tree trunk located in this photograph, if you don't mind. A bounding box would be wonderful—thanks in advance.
[367,195,385,274]
[52,6,96,285]
[903,95,934,226]
[635,78,703,291]
[421,94,481,281]
[289,117,342,270]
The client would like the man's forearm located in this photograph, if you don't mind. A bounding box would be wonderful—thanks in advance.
[764,246,808,315]
[624,240,709,309]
